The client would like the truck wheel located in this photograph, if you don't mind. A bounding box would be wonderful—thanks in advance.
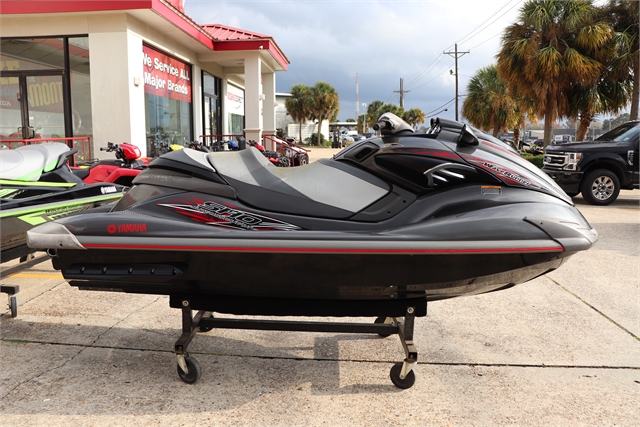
[581,169,620,206]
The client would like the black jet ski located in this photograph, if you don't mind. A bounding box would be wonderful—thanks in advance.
[26,114,597,387]
[1,142,124,262]
[27,114,597,300]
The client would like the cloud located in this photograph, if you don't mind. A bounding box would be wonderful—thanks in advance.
[186,0,525,122]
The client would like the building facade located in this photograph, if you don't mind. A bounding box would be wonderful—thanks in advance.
[0,0,289,158]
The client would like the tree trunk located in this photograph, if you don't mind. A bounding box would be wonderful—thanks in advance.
[317,119,323,146]
[543,91,554,147]
[576,112,593,141]
[513,126,521,150]
[298,120,303,144]
[631,43,639,120]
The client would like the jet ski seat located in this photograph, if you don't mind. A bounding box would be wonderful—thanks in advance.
[18,143,72,172]
[207,147,390,218]
[0,147,45,181]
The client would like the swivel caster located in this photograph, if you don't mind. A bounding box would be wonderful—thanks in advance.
[390,361,416,389]
[177,355,201,384]
[374,316,394,337]
[9,295,17,318]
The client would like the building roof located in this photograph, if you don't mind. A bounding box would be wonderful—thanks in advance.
[202,24,270,41]
[1,0,289,70]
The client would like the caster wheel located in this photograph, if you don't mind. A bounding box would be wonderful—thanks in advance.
[177,355,201,384]
[9,296,17,318]
[390,362,415,389]
[374,316,393,337]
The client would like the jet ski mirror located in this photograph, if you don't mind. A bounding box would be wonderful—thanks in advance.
[373,113,414,136]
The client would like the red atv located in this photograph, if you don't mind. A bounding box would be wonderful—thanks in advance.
[265,135,310,166]
[72,142,147,187]
[247,139,291,167]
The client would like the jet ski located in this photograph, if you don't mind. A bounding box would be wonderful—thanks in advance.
[26,114,597,387]
[1,142,124,262]
[27,114,597,300]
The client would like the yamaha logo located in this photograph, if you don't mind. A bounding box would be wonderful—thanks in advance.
[101,186,118,194]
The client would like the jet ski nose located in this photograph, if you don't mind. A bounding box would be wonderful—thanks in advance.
[27,222,86,250]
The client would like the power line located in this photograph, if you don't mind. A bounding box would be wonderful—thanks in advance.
[456,0,518,46]
[458,0,523,48]
[467,31,503,51]
[424,97,456,116]
[404,54,446,87]
[405,64,454,92]
[404,0,521,91]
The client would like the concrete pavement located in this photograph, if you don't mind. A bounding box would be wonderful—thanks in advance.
[0,151,638,426]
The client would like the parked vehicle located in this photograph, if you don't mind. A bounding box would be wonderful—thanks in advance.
[247,139,290,167]
[28,113,597,387]
[72,142,147,187]
[0,142,123,262]
[542,121,639,205]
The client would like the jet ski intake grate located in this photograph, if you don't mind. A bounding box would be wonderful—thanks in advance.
[65,263,185,282]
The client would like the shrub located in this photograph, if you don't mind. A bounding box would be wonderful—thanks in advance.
[305,132,329,146]
[520,153,543,168]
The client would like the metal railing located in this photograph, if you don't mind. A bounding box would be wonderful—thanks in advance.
[199,134,245,152]
[0,136,92,165]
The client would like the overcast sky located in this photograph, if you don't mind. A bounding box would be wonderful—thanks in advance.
[184,0,530,123]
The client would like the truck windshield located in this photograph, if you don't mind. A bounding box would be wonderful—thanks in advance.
[597,122,640,142]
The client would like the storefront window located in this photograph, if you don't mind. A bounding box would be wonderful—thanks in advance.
[143,45,192,157]
[227,83,245,136]
[0,38,65,71]
[202,71,221,142]
[69,37,92,137]
[0,37,91,157]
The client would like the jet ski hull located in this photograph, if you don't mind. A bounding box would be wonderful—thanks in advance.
[1,183,122,262]
[29,189,594,302]
[54,246,565,302]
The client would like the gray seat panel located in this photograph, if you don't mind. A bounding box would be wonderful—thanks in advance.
[207,148,389,214]
[18,143,70,172]
[0,149,45,181]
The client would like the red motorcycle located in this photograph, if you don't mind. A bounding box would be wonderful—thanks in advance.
[72,142,147,187]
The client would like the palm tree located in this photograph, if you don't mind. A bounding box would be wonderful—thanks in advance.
[601,0,639,120]
[497,0,612,147]
[309,82,339,146]
[285,84,312,144]
[566,3,633,140]
[402,108,426,129]
[462,65,517,137]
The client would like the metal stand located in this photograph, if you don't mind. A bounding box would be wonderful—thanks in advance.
[173,299,420,389]
[1,285,20,318]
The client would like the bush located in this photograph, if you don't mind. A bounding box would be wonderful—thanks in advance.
[520,153,543,168]
[305,132,329,146]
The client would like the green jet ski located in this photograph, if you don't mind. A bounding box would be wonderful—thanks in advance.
[1,142,124,262]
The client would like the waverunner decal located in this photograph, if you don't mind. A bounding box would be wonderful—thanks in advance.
[462,156,541,189]
[159,201,301,231]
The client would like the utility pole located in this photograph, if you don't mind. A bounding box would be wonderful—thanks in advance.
[394,78,410,108]
[443,43,469,121]
[355,72,359,119]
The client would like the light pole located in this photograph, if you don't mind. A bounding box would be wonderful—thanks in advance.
[361,103,367,132]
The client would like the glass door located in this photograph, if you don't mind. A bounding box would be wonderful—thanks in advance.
[0,71,67,140]
[0,73,23,140]
[26,74,66,138]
